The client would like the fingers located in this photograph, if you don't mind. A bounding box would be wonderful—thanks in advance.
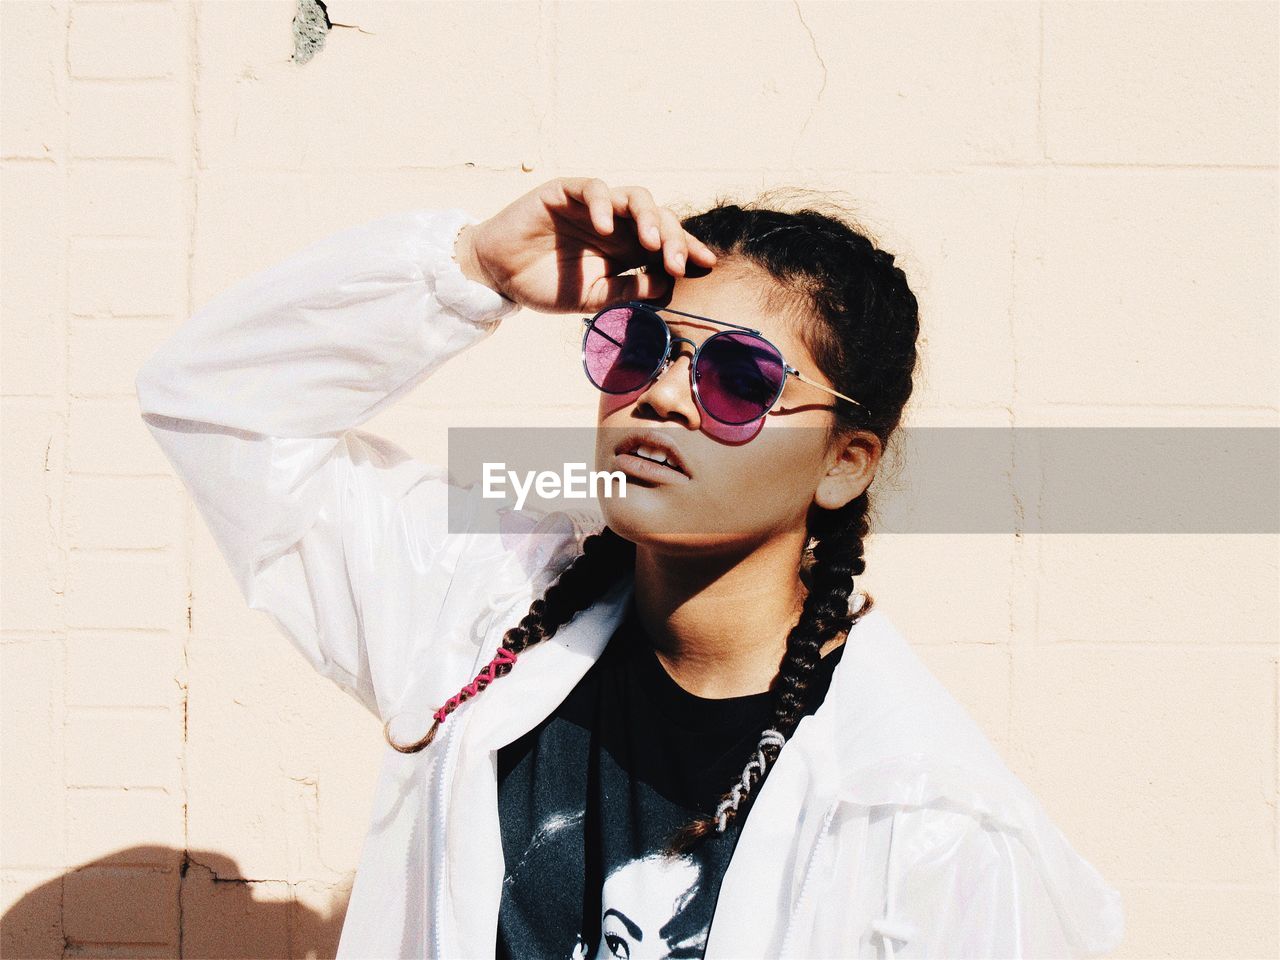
[610,185,663,251]
[588,269,672,310]
[683,230,719,268]
[561,177,719,277]
[559,177,615,235]
[626,266,673,301]
[610,185,681,274]
[610,184,720,277]
[648,207,685,276]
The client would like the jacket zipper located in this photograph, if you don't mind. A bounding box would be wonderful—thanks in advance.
[433,595,508,956]
[777,801,839,956]
[432,709,464,958]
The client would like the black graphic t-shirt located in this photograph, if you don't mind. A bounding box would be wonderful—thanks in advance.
[495,597,847,960]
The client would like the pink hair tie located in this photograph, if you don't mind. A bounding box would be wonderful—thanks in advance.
[433,647,519,724]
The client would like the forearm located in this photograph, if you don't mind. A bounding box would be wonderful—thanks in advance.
[136,207,518,439]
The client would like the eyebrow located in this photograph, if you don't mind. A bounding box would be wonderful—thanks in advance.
[602,908,643,941]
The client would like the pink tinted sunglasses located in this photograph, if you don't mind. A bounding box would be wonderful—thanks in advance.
[582,300,864,426]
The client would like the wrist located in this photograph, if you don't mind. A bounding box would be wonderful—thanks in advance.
[453,223,500,295]
[428,211,519,324]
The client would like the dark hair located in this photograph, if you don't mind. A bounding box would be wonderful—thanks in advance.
[384,189,921,858]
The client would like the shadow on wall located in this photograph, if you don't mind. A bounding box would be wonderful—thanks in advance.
[2,847,351,959]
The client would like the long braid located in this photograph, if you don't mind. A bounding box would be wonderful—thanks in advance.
[653,191,918,855]
[660,494,873,855]
[383,525,636,753]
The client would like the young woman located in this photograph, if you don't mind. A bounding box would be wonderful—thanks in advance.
[136,177,1124,958]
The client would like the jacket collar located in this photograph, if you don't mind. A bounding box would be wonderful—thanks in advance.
[466,565,1022,798]
[463,568,1000,801]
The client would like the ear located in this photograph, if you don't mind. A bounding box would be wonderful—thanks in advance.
[813,430,881,511]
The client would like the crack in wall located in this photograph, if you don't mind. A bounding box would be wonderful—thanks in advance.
[292,0,374,65]
[791,1,828,166]
[183,854,281,886]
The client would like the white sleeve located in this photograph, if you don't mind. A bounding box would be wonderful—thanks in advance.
[135,207,535,722]
[882,811,1096,959]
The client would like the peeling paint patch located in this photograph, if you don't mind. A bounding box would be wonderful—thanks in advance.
[292,0,332,65]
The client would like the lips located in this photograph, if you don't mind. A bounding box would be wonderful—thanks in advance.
[614,452,691,486]
[614,429,692,479]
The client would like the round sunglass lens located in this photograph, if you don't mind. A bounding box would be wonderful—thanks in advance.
[695,333,785,425]
[583,306,667,393]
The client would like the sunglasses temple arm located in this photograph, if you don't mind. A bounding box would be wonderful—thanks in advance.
[788,369,864,409]
[583,318,625,349]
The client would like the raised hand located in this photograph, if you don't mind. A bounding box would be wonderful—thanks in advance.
[453,177,719,314]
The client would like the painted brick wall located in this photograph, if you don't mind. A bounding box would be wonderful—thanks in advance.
[2,1,1276,957]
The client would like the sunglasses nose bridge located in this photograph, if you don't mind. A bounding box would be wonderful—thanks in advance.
[656,335,697,375]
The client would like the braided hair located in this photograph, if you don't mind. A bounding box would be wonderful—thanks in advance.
[384,189,921,859]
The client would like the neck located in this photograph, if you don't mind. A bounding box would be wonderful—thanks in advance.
[632,532,844,699]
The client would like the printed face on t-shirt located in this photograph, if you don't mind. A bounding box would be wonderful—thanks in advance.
[583,852,707,959]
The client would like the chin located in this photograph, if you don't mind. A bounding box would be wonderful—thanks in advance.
[600,500,745,555]
[601,500,693,549]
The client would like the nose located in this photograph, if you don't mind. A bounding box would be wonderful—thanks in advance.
[635,337,701,427]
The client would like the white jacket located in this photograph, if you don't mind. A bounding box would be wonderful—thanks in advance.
[135,207,1126,959]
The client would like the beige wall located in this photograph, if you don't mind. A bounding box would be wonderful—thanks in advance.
[2,0,1277,956]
